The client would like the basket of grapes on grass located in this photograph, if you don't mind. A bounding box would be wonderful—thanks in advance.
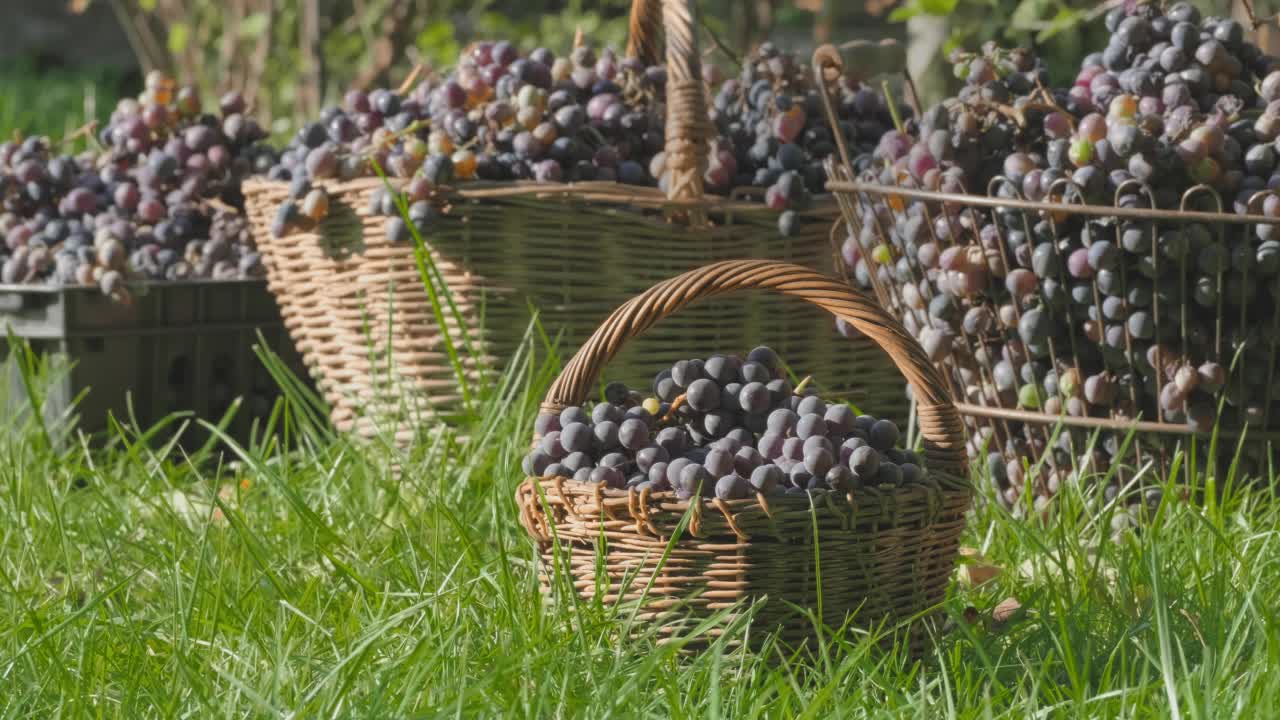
[816,2,1280,517]
[0,72,306,445]
[242,0,916,444]
[515,259,969,650]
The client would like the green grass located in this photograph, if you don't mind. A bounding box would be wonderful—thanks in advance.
[1,335,1280,718]
[0,62,122,143]
[2,62,1279,720]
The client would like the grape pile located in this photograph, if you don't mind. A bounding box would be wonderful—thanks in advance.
[267,40,905,240]
[0,72,277,296]
[267,41,664,237]
[699,42,902,236]
[522,346,926,499]
[842,2,1280,505]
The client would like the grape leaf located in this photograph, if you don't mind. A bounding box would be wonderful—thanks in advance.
[168,22,189,54]
[240,13,270,39]
[919,0,959,14]
[889,0,958,22]
[1036,8,1088,43]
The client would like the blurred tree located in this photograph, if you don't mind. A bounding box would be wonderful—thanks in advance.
[886,0,1280,106]
[79,0,902,132]
[87,0,642,132]
[885,0,1118,105]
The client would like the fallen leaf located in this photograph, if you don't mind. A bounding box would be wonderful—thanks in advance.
[992,596,1023,624]
[958,547,1003,586]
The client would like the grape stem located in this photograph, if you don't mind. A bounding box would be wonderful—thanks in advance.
[662,393,687,423]
[1031,81,1077,132]
[696,13,743,70]
[794,375,813,395]
[396,64,425,96]
[881,80,905,134]
[580,125,609,150]
[59,120,100,148]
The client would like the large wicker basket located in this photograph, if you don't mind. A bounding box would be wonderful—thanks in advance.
[515,260,971,650]
[811,44,1280,503]
[242,0,908,444]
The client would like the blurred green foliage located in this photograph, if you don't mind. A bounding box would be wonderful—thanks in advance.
[890,0,1111,89]
[891,0,1280,93]
[0,61,122,146]
[6,0,857,143]
[97,0,734,135]
[89,0,823,135]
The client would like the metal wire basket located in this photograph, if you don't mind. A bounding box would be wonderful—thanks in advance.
[810,44,1280,506]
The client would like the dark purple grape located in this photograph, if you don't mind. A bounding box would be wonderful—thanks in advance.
[749,464,782,493]
[678,463,712,496]
[636,445,670,473]
[738,382,770,414]
[803,447,834,477]
[522,450,552,476]
[796,395,826,416]
[822,405,855,436]
[686,378,721,412]
[619,418,649,451]
[671,359,704,389]
[703,355,740,385]
[796,414,827,440]
[849,445,880,479]
[825,466,854,491]
[656,426,688,455]
[704,448,734,477]
[877,462,903,487]
[734,447,763,476]
[590,466,625,489]
[758,431,785,459]
[767,408,798,434]
[559,422,593,454]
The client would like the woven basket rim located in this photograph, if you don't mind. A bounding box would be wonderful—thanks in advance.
[518,472,969,544]
[832,178,1280,226]
[522,472,968,504]
[242,177,840,214]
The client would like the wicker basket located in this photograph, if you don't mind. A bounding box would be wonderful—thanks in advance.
[242,1,909,444]
[515,260,971,650]
[811,45,1280,500]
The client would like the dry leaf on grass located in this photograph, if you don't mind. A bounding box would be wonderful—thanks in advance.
[991,596,1024,626]
[957,546,1003,587]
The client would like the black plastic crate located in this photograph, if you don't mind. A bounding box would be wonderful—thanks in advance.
[0,280,308,447]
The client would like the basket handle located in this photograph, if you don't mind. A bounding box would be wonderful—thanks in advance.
[540,259,968,478]
[659,0,710,207]
[812,39,919,172]
[625,0,711,206]
[626,0,663,67]
[812,39,909,83]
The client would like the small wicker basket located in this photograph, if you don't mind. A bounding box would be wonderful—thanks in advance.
[515,260,970,650]
[243,1,910,444]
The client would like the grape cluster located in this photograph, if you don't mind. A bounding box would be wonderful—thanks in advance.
[844,2,1280,504]
[699,42,903,237]
[0,71,276,296]
[267,39,906,239]
[522,346,926,499]
[267,41,664,237]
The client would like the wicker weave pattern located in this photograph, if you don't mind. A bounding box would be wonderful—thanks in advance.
[245,179,911,441]
[516,260,971,648]
[660,0,709,212]
[626,0,663,68]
